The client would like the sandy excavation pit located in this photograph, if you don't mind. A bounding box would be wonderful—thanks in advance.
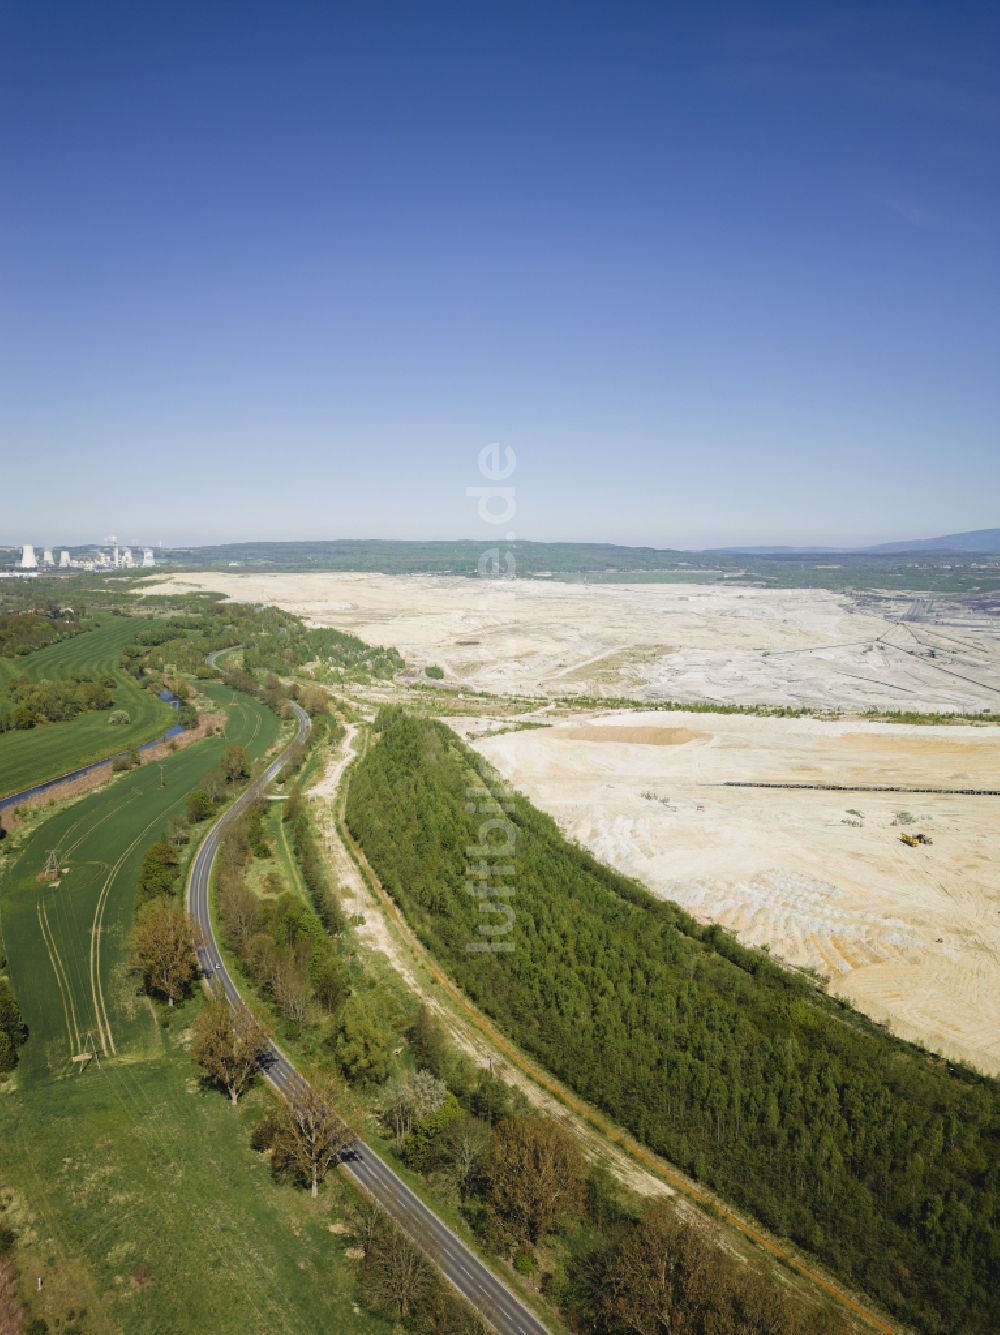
[470,711,1000,1075]
[138,572,1000,1070]
[141,571,1000,713]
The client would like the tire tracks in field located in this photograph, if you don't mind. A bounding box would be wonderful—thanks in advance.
[36,897,81,1061]
[89,791,188,1056]
[64,794,137,860]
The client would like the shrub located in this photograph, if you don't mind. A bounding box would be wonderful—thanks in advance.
[186,790,214,822]
[250,1113,280,1153]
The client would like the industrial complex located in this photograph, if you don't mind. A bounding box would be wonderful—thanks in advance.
[2,538,156,577]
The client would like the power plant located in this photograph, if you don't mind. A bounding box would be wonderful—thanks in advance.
[3,539,158,576]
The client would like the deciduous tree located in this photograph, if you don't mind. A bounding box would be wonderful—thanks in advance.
[128,897,199,1006]
[186,789,214,822]
[355,1206,434,1322]
[135,839,180,906]
[191,996,266,1104]
[443,1113,490,1205]
[482,1115,585,1249]
[331,994,393,1085]
[221,742,250,783]
[274,1081,351,1197]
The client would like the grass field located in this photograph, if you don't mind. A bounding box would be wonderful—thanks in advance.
[1,689,280,1085]
[0,619,145,691]
[0,1039,388,1334]
[199,678,284,755]
[0,619,176,799]
[0,688,383,1331]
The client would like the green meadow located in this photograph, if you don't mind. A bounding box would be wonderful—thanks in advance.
[0,1041,387,1334]
[0,620,175,799]
[0,690,379,1333]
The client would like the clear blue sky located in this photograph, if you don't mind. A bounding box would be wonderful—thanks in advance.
[1,1,997,549]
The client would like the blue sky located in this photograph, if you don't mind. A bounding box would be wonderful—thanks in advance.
[1,1,997,548]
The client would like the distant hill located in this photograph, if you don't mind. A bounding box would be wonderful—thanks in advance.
[710,545,842,555]
[865,528,1000,555]
[708,529,1000,557]
[145,535,1000,595]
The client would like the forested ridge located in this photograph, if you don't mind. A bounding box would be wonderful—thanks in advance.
[346,709,1000,1335]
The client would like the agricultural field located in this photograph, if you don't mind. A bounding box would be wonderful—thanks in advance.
[0,619,176,799]
[1,688,279,1083]
[200,677,284,752]
[0,690,373,1333]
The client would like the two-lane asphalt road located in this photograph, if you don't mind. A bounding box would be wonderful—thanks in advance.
[187,696,548,1335]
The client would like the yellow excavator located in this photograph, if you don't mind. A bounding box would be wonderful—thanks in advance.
[900,832,933,847]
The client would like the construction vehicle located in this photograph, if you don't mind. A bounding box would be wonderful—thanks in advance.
[900,832,933,847]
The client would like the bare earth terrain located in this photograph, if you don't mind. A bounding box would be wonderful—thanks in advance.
[140,573,1000,1069]
[470,712,1000,1075]
[141,571,1000,712]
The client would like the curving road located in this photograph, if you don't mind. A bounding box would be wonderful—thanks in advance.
[187,695,548,1335]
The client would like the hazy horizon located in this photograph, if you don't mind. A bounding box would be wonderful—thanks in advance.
[2,525,997,554]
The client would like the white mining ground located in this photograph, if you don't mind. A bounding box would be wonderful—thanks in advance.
[144,570,1000,711]
[469,713,1000,1076]
[143,573,1000,1071]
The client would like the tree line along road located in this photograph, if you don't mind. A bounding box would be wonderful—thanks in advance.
[186,697,549,1335]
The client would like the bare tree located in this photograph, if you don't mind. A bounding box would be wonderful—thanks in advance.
[443,1113,490,1204]
[383,1073,415,1148]
[272,945,311,1029]
[599,1203,714,1335]
[277,1083,351,1197]
[357,1207,434,1321]
[191,996,267,1104]
[351,1199,382,1256]
[410,1068,447,1119]
[218,878,260,951]
[382,1068,447,1148]
[598,1203,821,1335]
